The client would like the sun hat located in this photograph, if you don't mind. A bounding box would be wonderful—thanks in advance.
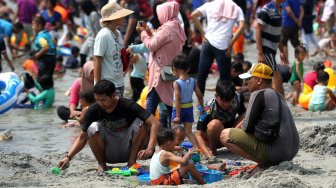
[100,2,134,23]
[239,63,273,79]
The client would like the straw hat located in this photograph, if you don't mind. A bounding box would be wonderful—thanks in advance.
[100,2,134,23]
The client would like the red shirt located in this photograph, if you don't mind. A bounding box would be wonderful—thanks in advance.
[304,71,317,89]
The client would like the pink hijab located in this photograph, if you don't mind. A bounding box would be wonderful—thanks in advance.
[212,0,240,22]
[156,2,186,45]
[81,61,94,92]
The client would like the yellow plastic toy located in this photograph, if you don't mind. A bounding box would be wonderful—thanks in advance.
[299,66,336,110]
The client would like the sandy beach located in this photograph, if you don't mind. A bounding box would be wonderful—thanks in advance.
[1,53,336,187]
[1,1,336,184]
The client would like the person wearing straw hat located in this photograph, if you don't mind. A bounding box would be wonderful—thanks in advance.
[220,63,299,167]
[93,2,133,97]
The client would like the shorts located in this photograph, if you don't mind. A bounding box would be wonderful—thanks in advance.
[150,169,183,185]
[280,26,300,48]
[172,107,194,123]
[262,48,278,71]
[87,118,144,163]
[308,103,326,112]
[229,128,270,165]
[0,38,6,54]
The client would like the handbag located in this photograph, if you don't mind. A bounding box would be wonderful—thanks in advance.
[254,92,282,142]
[120,48,130,72]
[160,66,177,81]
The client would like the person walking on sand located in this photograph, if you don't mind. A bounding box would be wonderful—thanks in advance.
[191,0,245,94]
[57,80,161,171]
[220,63,299,167]
[255,0,287,96]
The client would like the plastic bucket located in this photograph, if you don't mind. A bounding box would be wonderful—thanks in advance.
[203,169,224,184]
[188,164,208,180]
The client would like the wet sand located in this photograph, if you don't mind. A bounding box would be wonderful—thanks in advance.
[1,6,336,185]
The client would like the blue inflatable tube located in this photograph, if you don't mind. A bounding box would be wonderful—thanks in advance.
[0,72,24,114]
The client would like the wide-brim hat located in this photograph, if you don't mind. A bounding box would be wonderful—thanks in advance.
[239,63,273,80]
[100,2,134,23]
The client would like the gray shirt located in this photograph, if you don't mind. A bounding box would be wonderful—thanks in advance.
[243,88,300,164]
[94,27,124,87]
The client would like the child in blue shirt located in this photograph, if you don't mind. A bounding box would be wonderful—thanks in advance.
[171,54,203,150]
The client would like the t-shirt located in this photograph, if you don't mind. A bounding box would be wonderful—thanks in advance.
[309,85,327,105]
[17,0,38,24]
[94,27,125,87]
[197,93,246,132]
[197,2,245,50]
[321,0,336,22]
[282,0,302,27]
[130,54,147,79]
[82,98,151,132]
[303,71,317,89]
[0,19,13,38]
[40,10,62,25]
[242,88,299,164]
[257,1,282,53]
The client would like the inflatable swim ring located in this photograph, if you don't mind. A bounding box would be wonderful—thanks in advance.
[299,68,336,110]
[0,72,24,114]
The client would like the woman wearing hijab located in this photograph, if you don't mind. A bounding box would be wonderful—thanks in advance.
[93,2,133,97]
[57,61,94,122]
[137,1,186,128]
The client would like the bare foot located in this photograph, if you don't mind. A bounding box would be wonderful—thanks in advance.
[97,163,107,172]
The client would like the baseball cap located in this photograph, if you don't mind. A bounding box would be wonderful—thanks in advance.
[239,63,273,79]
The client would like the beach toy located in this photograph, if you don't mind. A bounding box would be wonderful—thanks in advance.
[180,141,193,149]
[106,168,131,176]
[131,163,141,169]
[188,164,208,180]
[0,72,25,114]
[191,152,200,163]
[203,169,224,184]
[50,167,62,176]
[137,172,150,183]
[225,160,242,166]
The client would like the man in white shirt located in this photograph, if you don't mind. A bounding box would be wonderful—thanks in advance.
[191,0,245,94]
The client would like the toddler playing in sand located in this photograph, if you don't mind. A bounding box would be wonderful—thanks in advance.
[309,71,336,112]
[150,128,205,185]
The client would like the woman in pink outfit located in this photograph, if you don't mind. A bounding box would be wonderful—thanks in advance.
[137,1,186,128]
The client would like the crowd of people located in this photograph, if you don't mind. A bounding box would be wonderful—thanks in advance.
[0,0,335,186]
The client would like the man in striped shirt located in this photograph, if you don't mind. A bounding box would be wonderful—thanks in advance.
[256,0,286,95]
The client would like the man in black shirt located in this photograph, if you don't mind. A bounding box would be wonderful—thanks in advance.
[58,80,161,171]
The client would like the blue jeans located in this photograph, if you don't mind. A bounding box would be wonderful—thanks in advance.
[146,88,172,128]
[197,41,231,94]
